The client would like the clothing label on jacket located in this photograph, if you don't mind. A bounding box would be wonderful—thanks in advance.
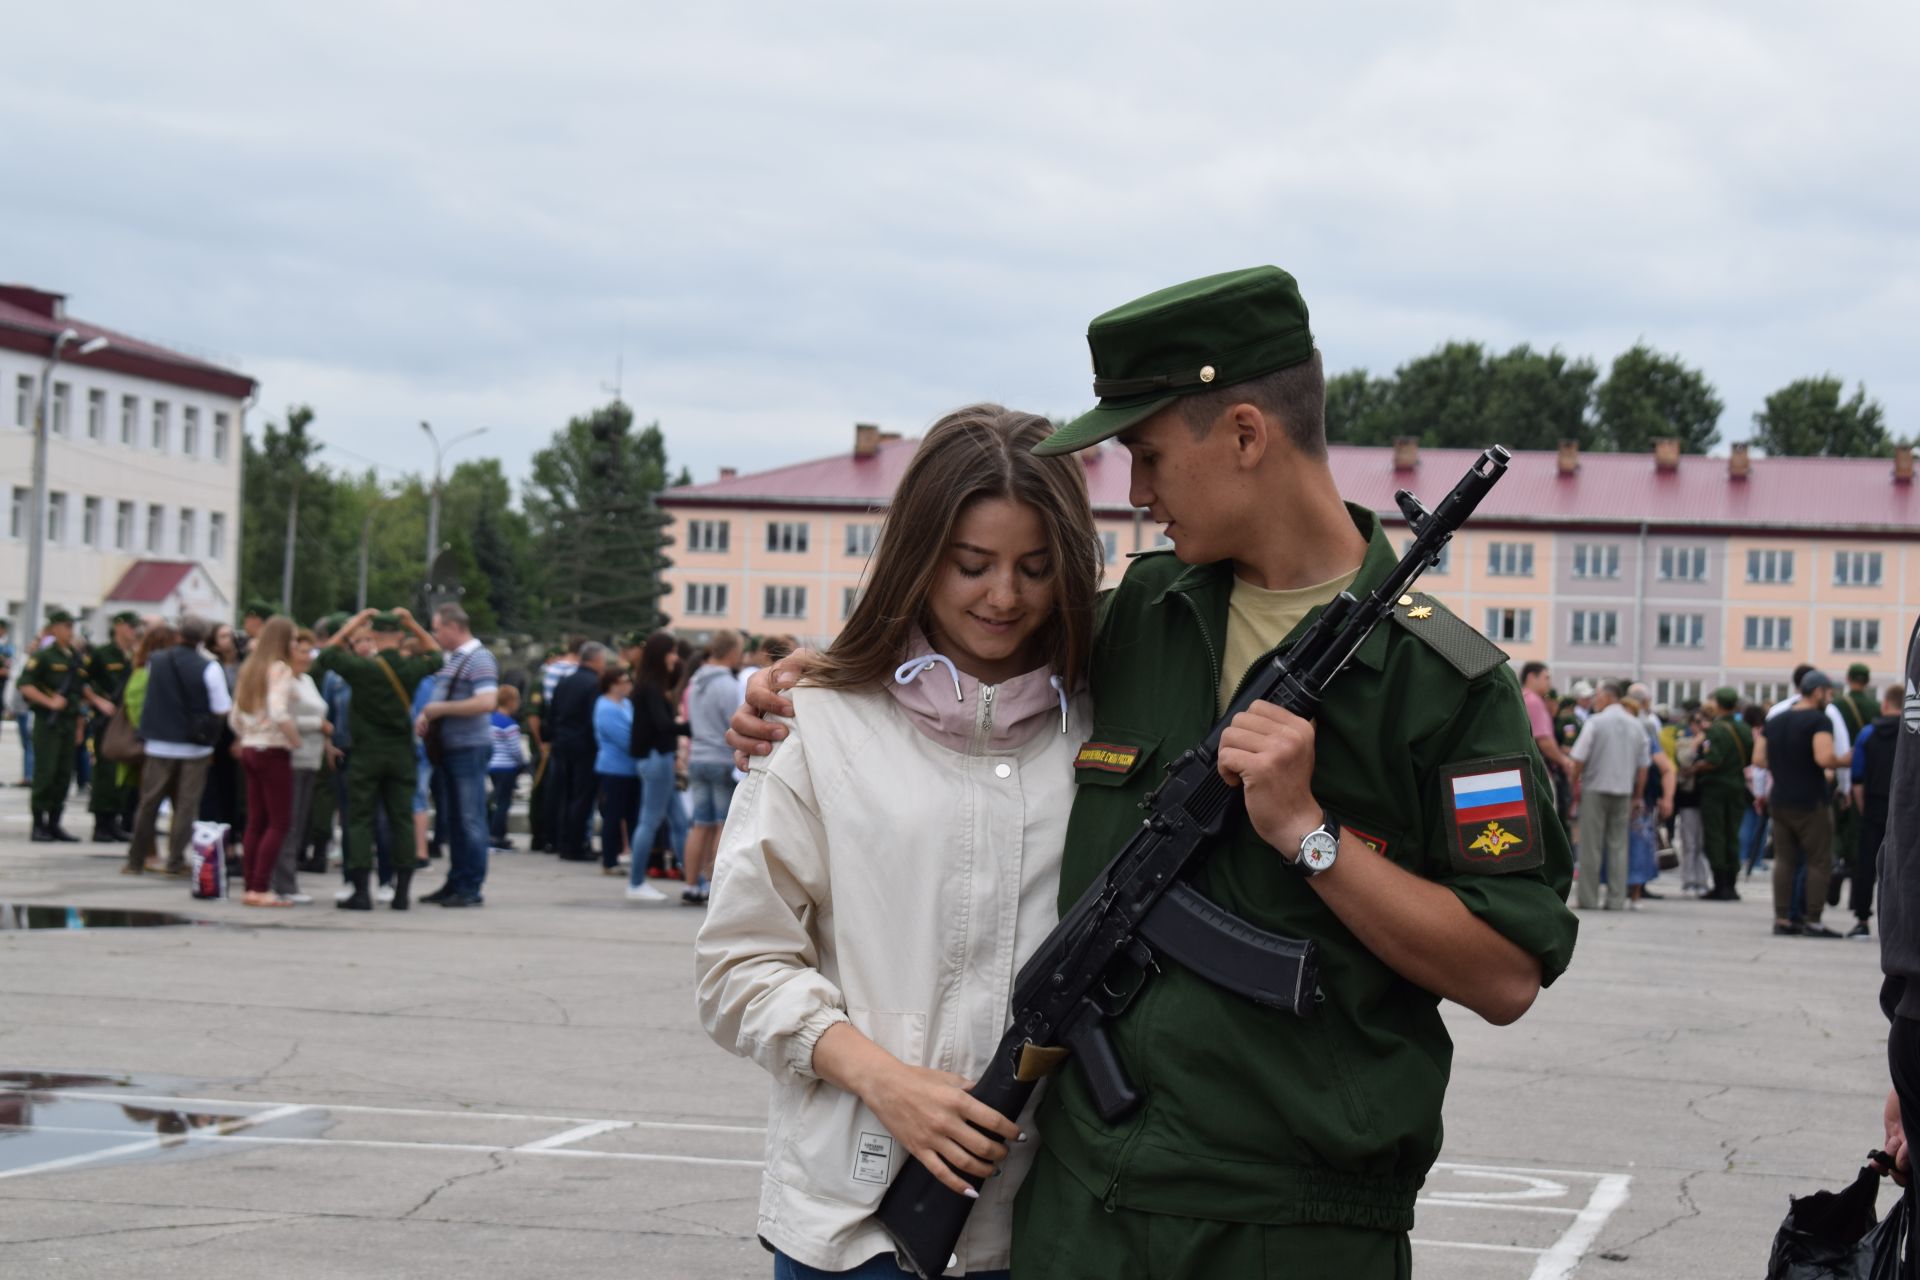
[852,1131,894,1184]
[1441,755,1541,874]
[1074,741,1139,773]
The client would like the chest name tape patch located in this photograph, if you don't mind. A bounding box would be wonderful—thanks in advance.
[1075,741,1140,773]
[1441,755,1542,874]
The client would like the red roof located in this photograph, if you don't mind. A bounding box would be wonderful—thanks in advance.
[0,286,256,401]
[104,560,199,604]
[661,440,1920,536]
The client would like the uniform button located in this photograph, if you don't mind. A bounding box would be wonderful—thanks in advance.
[994,763,1012,779]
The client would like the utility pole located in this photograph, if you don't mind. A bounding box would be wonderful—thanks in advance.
[358,502,377,611]
[281,471,301,615]
[419,421,488,582]
[24,330,108,638]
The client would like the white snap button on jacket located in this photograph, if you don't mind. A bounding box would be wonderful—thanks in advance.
[994,762,1012,779]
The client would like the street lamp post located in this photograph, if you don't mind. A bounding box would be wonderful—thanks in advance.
[24,330,108,638]
[419,421,488,581]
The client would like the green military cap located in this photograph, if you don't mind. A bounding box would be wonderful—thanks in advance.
[369,611,404,633]
[320,611,352,634]
[1847,662,1872,682]
[44,607,74,626]
[1712,686,1739,709]
[243,598,277,620]
[1035,265,1315,457]
[111,610,141,627]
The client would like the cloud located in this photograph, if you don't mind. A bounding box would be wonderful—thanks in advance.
[3,0,1914,493]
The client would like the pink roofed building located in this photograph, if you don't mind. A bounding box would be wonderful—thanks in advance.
[658,428,1920,707]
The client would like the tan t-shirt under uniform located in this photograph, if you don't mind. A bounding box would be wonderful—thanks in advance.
[1218,568,1360,713]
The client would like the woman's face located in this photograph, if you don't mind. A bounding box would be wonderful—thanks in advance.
[290,645,313,674]
[213,626,235,658]
[609,676,632,702]
[924,497,1056,685]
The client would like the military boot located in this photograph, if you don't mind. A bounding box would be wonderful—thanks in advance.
[390,866,413,911]
[92,816,118,843]
[336,868,373,912]
[30,813,53,843]
[47,808,81,842]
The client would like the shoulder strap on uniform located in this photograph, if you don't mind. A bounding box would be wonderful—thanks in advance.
[1711,719,1749,767]
[375,655,413,714]
[1390,591,1508,681]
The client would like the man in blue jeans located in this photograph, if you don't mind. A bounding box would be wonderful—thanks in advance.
[415,605,500,909]
[682,629,744,906]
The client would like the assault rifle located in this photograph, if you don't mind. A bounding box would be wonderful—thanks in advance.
[876,446,1513,1278]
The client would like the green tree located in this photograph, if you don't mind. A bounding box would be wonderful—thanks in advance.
[525,401,675,639]
[1750,376,1895,457]
[1592,343,1723,453]
[240,404,350,623]
[1323,369,1395,445]
[1341,341,1598,450]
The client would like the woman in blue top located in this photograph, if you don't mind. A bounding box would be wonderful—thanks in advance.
[593,666,638,876]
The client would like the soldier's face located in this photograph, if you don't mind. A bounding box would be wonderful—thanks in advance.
[1119,407,1245,565]
[49,622,72,646]
[924,496,1055,685]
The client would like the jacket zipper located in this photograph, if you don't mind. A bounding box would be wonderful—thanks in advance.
[1176,591,1223,710]
[973,682,997,755]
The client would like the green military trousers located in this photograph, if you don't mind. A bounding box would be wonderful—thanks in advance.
[88,720,132,818]
[1011,1149,1411,1280]
[342,744,416,873]
[307,750,338,854]
[31,714,77,819]
[1698,786,1747,881]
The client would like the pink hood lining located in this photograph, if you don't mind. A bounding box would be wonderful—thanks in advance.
[885,632,1071,756]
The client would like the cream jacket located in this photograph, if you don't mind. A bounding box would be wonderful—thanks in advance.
[695,670,1088,1275]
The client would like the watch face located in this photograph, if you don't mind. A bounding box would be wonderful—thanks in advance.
[1301,830,1339,871]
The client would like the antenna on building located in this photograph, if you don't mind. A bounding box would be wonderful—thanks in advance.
[602,337,625,406]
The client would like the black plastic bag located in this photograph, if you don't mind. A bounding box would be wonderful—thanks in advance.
[1766,1157,1910,1280]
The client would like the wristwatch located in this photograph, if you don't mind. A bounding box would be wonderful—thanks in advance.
[1289,813,1341,877]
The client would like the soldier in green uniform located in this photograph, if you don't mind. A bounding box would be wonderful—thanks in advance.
[1845,663,1881,734]
[82,610,141,842]
[21,608,85,843]
[241,598,276,647]
[1689,687,1753,902]
[525,649,555,852]
[313,607,442,910]
[1002,268,1578,1278]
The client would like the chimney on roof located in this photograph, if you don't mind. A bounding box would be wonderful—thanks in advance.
[1391,436,1418,471]
[1896,444,1914,484]
[0,285,64,319]
[878,430,901,443]
[1556,440,1579,476]
[1653,437,1681,472]
[853,423,881,458]
[718,466,737,481]
[1729,442,1751,480]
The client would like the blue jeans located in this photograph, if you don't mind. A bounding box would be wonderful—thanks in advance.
[440,745,491,897]
[631,750,690,887]
[773,1251,1007,1280]
[687,759,737,825]
[1740,807,1770,873]
[16,712,33,780]
[489,768,518,842]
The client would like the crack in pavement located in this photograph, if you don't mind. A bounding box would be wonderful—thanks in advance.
[4,1214,303,1248]
[401,1150,508,1220]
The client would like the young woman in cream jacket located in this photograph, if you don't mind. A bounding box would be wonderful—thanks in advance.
[696,406,1101,1280]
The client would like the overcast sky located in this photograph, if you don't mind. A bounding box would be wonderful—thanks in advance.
[6,1,1914,492]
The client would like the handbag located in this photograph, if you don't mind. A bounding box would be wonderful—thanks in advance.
[165,650,224,747]
[101,700,144,763]
[389,649,471,769]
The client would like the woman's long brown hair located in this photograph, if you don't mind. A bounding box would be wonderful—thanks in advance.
[808,404,1101,692]
[234,616,296,715]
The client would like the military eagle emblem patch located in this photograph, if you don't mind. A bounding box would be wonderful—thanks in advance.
[1442,756,1542,874]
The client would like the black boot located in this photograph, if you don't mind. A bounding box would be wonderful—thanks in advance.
[336,868,373,912]
[391,866,413,911]
[30,813,53,843]
[92,817,117,843]
[419,880,456,906]
[47,808,80,842]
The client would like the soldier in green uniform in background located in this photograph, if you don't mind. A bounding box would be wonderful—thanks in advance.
[314,608,442,910]
[241,598,276,648]
[1844,663,1881,734]
[525,649,555,853]
[82,610,141,842]
[20,608,84,843]
[1690,687,1753,902]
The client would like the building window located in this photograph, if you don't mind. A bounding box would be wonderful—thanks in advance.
[182,406,200,458]
[81,496,100,548]
[766,521,809,554]
[1833,618,1881,653]
[1743,616,1791,650]
[1401,539,1452,575]
[1101,531,1119,564]
[213,411,230,461]
[46,492,67,544]
[843,586,862,619]
[1745,681,1790,705]
[120,395,138,445]
[763,585,807,619]
[51,382,71,436]
[1658,545,1707,582]
[685,519,729,553]
[1834,551,1884,587]
[208,512,227,560]
[1656,613,1705,648]
[1484,607,1533,643]
[683,582,728,616]
[146,503,165,553]
[178,508,196,556]
[86,389,105,441]
[1746,549,1793,584]
[1654,679,1704,707]
[1569,610,1618,646]
[13,375,30,428]
[151,401,170,452]
[8,487,26,539]
[844,523,879,558]
[1487,541,1534,577]
[115,501,134,552]
[1571,543,1620,579]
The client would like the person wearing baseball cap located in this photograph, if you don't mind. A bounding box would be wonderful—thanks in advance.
[19,607,83,841]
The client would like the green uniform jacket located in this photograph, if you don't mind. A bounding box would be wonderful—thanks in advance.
[21,643,81,720]
[85,643,130,705]
[1847,690,1880,743]
[1698,716,1752,792]
[1034,505,1578,1233]
[312,647,443,753]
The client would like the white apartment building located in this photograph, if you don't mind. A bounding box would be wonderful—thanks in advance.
[0,285,255,640]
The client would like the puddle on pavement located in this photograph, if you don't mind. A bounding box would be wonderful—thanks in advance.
[0,1072,314,1176]
[0,903,215,930]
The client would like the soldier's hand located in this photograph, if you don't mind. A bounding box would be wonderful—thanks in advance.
[45,693,66,712]
[1216,701,1322,855]
[726,650,819,767]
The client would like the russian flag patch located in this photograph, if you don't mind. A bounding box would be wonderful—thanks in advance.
[1441,756,1541,874]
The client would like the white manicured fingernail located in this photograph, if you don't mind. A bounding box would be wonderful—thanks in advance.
[963,1187,980,1200]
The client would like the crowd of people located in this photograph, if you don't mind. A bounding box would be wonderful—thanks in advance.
[4,594,798,915]
[1521,659,1903,938]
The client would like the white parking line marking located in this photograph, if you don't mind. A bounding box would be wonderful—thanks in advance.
[517,1120,632,1151]
[1416,1197,1579,1215]
[0,1103,308,1181]
[46,1091,762,1135]
[1412,1239,1545,1255]
[1530,1173,1632,1280]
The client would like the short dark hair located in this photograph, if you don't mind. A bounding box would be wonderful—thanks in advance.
[1887,684,1906,707]
[176,615,211,648]
[1790,663,1814,689]
[598,664,630,695]
[1178,350,1327,459]
[1521,661,1549,682]
[1598,679,1627,700]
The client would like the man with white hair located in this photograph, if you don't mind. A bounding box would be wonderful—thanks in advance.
[1567,680,1651,911]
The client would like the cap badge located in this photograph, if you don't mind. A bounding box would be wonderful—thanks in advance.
[1198,365,1216,383]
